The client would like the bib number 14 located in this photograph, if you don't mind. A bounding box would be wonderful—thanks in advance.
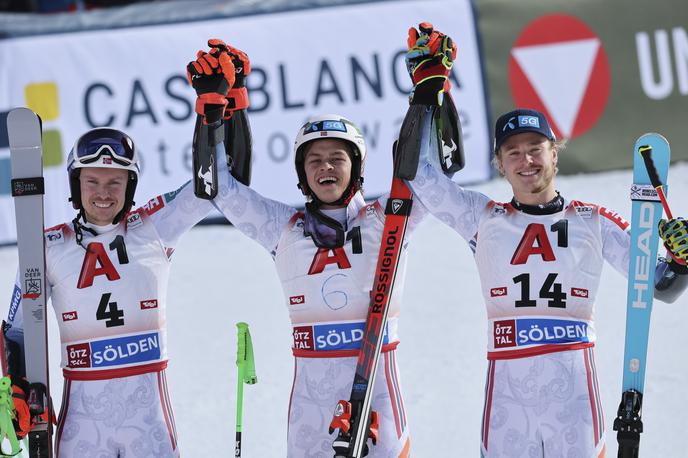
[513,273,566,308]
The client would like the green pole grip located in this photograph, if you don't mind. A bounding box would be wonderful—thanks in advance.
[236,322,257,385]
[235,322,257,456]
[0,376,21,456]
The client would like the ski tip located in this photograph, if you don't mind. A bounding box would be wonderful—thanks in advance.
[7,107,39,124]
[7,108,42,149]
[636,132,669,145]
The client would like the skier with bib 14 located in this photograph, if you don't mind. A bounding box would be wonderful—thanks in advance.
[404,24,688,458]
[2,52,248,456]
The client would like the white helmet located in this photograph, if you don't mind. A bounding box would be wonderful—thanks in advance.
[67,128,140,223]
[294,114,366,203]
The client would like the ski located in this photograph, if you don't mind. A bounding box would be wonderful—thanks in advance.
[614,133,671,457]
[224,111,253,187]
[8,107,53,457]
[192,111,253,199]
[329,176,412,458]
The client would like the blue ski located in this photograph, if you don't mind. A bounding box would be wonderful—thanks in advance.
[614,133,670,458]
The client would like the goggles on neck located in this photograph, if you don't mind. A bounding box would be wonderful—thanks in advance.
[303,203,346,249]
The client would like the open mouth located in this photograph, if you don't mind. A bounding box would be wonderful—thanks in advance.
[317,176,338,185]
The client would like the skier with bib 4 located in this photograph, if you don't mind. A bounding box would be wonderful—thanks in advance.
[404,24,688,458]
[3,53,248,456]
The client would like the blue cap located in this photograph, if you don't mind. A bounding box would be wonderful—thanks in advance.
[494,108,556,153]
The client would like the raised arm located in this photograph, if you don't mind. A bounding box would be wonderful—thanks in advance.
[183,39,297,254]
[405,106,490,242]
[141,179,216,250]
[213,142,297,254]
[399,23,489,242]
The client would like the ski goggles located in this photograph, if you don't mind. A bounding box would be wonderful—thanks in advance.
[73,129,136,167]
[303,204,346,249]
[302,120,348,134]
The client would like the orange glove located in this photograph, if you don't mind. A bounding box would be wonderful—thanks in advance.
[9,376,32,438]
[207,39,251,118]
[186,45,236,124]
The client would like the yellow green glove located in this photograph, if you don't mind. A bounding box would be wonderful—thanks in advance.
[659,217,688,264]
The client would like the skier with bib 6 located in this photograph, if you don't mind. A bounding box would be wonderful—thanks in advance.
[183,36,462,456]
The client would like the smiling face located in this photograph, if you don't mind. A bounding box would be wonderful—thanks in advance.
[496,132,558,205]
[79,167,129,225]
[304,139,353,208]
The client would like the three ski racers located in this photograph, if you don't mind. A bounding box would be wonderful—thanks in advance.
[3,21,688,458]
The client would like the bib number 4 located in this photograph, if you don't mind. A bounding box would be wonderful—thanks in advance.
[96,292,125,327]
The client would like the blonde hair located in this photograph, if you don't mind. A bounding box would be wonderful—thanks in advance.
[492,139,567,176]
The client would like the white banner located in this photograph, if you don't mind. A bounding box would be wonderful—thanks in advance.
[0,0,490,244]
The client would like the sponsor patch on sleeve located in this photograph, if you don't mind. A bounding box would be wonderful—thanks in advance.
[600,207,629,231]
[44,225,66,246]
[163,181,189,203]
[144,196,165,215]
[489,202,507,216]
[574,205,593,219]
[126,211,143,229]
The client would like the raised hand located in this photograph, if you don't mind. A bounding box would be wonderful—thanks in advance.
[186,43,236,124]
[405,22,457,105]
[207,39,251,119]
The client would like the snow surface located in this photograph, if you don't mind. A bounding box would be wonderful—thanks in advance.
[1,164,687,457]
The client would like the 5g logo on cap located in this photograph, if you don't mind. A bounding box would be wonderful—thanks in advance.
[518,115,540,128]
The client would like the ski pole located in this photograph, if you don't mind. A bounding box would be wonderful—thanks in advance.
[638,144,686,265]
[235,322,257,458]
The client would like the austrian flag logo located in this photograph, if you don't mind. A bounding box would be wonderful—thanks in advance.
[508,14,610,140]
